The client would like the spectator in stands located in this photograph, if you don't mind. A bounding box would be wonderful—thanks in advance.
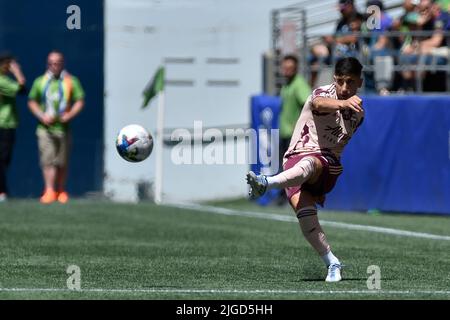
[419,0,450,54]
[349,11,364,33]
[364,0,393,55]
[390,0,420,91]
[334,13,363,60]
[0,52,26,202]
[399,0,450,91]
[335,0,363,32]
[420,0,450,90]
[309,0,362,87]
[392,0,420,50]
[28,51,85,204]
[393,0,420,27]
[277,55,311,205]
[362,0,394,93]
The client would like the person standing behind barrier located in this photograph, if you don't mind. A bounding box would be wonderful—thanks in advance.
[277,55,311,205]
[28,51,84,204]
[0,52,26,202]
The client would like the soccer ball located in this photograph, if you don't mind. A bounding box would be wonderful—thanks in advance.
[116,124,153,162]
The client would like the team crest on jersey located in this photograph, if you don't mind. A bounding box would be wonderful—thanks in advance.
[340,109,360,130]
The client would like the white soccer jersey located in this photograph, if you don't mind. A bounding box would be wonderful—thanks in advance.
[284,83,364,162]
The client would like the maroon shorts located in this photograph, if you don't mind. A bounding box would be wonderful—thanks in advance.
[283,152,342,205]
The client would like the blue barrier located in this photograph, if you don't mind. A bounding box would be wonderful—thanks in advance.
[250,95,281,206]
[0,0,104,197]
[252,94,450,215]
[326,95,450,215]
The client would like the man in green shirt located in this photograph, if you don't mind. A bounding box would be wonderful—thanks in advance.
[277,55,311,204]
[28,50,85,204]
[0,52,26,202]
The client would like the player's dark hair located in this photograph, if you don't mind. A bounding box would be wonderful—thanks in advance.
[282,54,298,65]
[335,57,363,77]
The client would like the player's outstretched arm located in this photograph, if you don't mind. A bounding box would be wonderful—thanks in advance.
[312,95,363,113]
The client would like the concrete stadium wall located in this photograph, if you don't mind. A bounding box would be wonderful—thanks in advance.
[104,0,306,202]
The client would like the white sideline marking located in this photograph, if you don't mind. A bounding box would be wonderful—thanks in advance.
[169,203,450,241]
[0,287,449,296]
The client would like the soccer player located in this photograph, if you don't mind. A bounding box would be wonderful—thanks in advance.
[246,57,364,282]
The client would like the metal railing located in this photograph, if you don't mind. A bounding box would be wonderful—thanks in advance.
[269,2,450,94]
[305,0,404,31]
[305,30,450,93]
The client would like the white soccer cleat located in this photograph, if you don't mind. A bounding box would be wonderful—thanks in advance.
[325,263,342,282]
[246,171,268,198]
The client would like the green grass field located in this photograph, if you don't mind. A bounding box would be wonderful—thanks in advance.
[0,199,449,300]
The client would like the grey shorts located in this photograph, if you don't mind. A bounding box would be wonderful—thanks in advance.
[37,129,71,167]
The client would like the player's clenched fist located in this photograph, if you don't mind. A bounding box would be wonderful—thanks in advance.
[341,95,363,113]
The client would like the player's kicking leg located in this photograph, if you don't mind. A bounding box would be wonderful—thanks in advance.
[246,156,318,198]
[246,155,342,282]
